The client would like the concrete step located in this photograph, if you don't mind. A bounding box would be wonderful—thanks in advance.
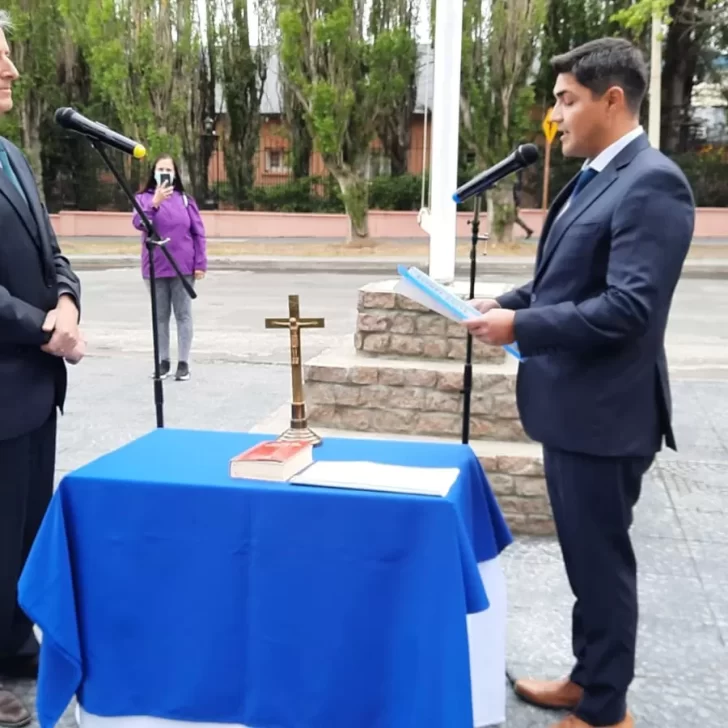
[304,345,527,443]
[250,405,552,537]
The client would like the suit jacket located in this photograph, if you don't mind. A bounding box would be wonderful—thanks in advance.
[0,137,81,441]
[496,134,695,458]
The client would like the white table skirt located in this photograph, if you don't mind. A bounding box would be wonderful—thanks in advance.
[77,558,507,728]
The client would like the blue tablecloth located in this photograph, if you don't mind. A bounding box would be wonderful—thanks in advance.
[19,429,512,728]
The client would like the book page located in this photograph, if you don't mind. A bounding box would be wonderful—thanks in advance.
[394,265,524,361]
[290,461,460,497]
[395,265,481,322]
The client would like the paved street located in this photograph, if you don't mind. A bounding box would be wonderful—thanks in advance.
[2,269,727,727]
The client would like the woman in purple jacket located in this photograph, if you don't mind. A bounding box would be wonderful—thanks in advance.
[133,155,207,381]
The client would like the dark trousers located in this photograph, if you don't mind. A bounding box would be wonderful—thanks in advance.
[0,409,56,658]
[543,447,653,726]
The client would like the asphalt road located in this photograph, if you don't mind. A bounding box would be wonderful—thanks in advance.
[76,269,728,379]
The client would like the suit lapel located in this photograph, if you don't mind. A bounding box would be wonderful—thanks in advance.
[534,171,580,270]
[0,162,38,244]
[535,167,617,281]
[534,133,651,284]
[2,142,44,250]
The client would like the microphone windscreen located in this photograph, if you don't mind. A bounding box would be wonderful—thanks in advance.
[54,107,74,126]
[518,143,540,165]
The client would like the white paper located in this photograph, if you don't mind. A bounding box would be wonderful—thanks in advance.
[291,461,460,497]
[395,265,524,362]
[394,266,482,324]
[393,277,477,324]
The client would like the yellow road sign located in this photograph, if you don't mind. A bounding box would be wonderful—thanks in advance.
[542,107,558,144]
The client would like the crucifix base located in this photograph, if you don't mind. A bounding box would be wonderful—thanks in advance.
[274,403,322,446]
[275,426,322,447]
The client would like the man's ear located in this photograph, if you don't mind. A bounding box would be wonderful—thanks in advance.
[605,85,626,112]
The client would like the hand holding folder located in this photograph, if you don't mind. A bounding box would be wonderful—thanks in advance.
[394,265,523,362]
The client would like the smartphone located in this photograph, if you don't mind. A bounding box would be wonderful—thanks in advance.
[159,172,172,187]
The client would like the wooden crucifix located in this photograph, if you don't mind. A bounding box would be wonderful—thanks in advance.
[265,295,326,445]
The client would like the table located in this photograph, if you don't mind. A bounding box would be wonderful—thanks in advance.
[19,429,512,728]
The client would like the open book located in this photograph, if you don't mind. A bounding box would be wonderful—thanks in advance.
[291,460,460,497]
[394,265,523,361]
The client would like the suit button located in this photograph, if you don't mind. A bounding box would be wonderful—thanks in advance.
[531,293,537,302]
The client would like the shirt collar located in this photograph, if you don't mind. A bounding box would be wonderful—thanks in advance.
[584,125,645,172]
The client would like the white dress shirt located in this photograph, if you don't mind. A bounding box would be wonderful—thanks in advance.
[556,125,645,220]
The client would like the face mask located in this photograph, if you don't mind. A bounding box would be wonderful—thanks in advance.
[155,170,175,187]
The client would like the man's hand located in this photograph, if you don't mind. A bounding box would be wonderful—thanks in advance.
[465,308,516,346]
[41,295,80,358]
[64,337,86,365]
[42,309,57,336]
[470,298,501,315]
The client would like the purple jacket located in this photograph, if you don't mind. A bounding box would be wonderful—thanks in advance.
[133,190,208,279]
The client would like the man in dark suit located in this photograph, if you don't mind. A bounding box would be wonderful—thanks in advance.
[466,38,694,728]
[0,13,84,725]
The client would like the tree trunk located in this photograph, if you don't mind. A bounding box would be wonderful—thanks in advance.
[487,180,516,245]
[19,104,44,203]
[661,0,707,153]
[333,169,369,240]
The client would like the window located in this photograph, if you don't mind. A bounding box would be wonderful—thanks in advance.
[265,149,289,174]
[366,151,392,179]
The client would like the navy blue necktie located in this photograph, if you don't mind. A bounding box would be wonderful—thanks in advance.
[571,167,598,200]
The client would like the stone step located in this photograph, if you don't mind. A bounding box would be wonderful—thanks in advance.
[355,279,515,364]
[304,345,528,443]
[250,405,552,537]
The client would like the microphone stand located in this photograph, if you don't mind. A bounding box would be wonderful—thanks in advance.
[90,139,197,428]
[462,192,488,445]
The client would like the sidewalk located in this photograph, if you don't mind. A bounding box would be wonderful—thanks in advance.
[66,254,728,279]
[61,237,728,279]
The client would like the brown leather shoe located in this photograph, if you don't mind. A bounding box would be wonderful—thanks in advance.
[514,677,583,710]
[550,711,634,727]
[0,690,31,728]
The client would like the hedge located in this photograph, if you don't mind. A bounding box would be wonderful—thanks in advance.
[216,150,727,213]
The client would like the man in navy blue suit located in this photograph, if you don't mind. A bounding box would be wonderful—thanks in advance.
[467,38,695,728]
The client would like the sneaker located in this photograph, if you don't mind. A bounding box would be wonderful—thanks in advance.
[153,359,171,379]
[175,362,190,381]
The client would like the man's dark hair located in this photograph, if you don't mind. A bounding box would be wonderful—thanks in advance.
[551,38,648,114]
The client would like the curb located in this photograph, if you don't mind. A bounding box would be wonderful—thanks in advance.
[67,255,728,279]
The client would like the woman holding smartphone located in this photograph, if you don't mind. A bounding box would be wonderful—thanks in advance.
[133,155,208,381]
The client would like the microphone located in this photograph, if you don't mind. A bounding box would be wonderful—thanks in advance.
[54,107,147,160]
[453,143,539,204]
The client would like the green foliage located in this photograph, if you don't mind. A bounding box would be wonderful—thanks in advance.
[369,174,424,210]
[460,0,547,241]
[670,149,728,207]
[611,0,674,34]
[3,0,67,192]
[279,1,375,172]
[219,0,267,209]
[368,2,419,175]
[0,112,22,146]
[535,0,634,104]
[67,0,201,168]
[460,0,547,168]
[244,173,430,213]
[250,176,343,212]
[279,0,419,237]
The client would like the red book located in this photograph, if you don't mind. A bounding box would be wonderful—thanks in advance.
[230,439,314,481]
